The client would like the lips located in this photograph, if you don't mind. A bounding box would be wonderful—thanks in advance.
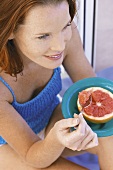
[45,52,63,60]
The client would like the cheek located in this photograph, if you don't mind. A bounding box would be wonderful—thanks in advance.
[32,40,50,53]
[26,43,51,58]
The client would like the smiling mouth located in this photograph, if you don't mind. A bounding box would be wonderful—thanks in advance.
[45,52,63,60]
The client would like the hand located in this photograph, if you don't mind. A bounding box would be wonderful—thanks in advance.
[51,113,98,151]
[74,113,98,151]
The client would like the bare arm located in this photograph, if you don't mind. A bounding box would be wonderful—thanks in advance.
[0,98,66,168]
[0,97,98,169]
[63,22,96,82]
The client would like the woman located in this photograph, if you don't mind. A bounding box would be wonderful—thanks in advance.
[0,0,112,170]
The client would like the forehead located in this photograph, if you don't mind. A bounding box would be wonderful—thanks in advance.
[23,1,70,33]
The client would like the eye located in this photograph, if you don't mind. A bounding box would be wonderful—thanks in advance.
[38,34,49,40]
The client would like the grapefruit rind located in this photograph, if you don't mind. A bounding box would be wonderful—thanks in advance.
[77,87,113,124]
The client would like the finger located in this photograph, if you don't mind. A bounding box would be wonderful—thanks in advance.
[67,139,83,151]
[75,113,86,135]
[76,123,98,150]
[73,114,80,129]
[73,113,79,118]
[79,112,85,122]
[79,133,98,151]
[77,131,94,151]
[67,129,94,151]
[79,112,87,124]
[68,125,85,143]
[90,132,98,146]
[56,118,80,130]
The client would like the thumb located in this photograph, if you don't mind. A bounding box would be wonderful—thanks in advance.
[57,118,80,129]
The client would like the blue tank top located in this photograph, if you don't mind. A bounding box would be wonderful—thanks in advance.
[0,67,62,144]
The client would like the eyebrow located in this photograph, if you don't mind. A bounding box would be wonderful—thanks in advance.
[34,19,72,35]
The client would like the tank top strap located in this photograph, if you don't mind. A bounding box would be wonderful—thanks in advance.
[0,76,16,102]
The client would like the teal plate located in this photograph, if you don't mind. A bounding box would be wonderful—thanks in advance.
[62,77,113,137]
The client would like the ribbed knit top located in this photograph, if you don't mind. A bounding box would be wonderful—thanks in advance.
[0,67,62,144]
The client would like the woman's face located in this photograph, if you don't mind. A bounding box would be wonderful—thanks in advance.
[13,1,72,69]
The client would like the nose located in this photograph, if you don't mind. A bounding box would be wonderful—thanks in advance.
[50,33,66,52]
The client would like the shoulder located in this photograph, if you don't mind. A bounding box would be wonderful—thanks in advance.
[0,74,14,103]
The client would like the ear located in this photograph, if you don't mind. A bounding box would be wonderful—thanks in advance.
[8,33,14,40]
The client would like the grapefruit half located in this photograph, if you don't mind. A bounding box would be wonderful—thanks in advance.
[77,87,113,123]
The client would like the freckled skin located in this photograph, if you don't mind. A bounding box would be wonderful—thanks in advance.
[1,1,113,170]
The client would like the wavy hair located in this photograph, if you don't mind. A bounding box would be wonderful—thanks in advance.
[0,0,76,77]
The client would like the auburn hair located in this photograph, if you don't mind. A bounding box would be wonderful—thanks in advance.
[0,0,76,77]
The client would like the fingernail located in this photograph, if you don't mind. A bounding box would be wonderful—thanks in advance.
[74,113,77,118]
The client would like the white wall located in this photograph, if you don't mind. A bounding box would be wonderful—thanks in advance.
[75,0,95,64]
[93,0,113,72]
